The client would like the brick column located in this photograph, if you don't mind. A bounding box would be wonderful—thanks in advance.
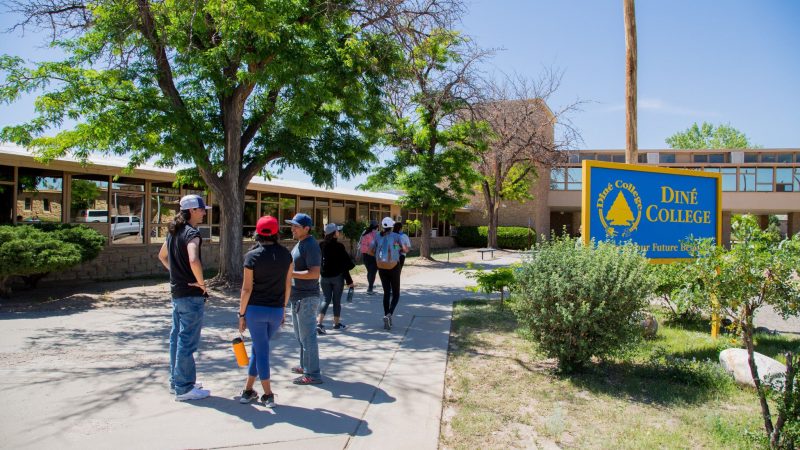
[788,212,800,238]
[721,211,732,249]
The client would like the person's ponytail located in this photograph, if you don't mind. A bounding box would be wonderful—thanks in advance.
[168,210,191,235]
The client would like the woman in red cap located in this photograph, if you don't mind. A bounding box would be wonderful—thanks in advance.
[237,216,293,407]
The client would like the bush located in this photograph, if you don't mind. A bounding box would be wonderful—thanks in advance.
[511,236,654,372]
[455,226,536,250]
[0,224,106,296]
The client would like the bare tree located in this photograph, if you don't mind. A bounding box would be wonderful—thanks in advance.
[464,70,582,249]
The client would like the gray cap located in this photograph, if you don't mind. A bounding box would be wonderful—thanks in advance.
[324,223,343,235]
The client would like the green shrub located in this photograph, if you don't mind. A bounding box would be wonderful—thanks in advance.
[455,226,536,250]
[0,224,106,295]
[511,236,654,372]
[457,263,518,304]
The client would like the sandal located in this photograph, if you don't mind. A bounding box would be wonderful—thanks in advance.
[292,375,323,385]
[291,366,304,374]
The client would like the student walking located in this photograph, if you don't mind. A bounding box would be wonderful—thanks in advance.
[286,213,324,385]
[237,216,293,407]
[316,223,355,334]
[371,217,409,330]
[157,194,212,401]
[393,221,412,273]
[358,220,379,295]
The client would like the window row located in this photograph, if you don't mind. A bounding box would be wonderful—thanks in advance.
[550,167,800,193]
[568,152,800,164]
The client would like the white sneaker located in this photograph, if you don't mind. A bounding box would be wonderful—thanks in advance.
[169,382,203,395]
[175,387,210,401]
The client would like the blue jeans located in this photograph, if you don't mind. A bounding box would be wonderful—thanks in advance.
[169,296,205,395]
[291,295,321,380]
[246,305,284,380]
[319,275,344,317]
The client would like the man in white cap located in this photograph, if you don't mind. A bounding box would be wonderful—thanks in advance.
[158,194,212,401]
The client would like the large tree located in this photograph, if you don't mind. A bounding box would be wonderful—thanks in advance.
[464,71,581,249]
[665,122,759,149]
[361,26,487,259]
[0,0,453,285]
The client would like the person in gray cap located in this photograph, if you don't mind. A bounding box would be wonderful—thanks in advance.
[285,213,323,384]
[316,223,355,334]
[157,194,212,401]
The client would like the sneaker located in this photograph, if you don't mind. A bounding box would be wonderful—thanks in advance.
[239,389,258,404]
[388,314,393,328]
[316,323,326,335]
[293,375,323,385]
[261,393,276,408]
[175,387,210,401]
[170,382,203,395]
[333,322,347,330]
[366,289,376,296]
[383,315,390,330]
[291,366,304,374]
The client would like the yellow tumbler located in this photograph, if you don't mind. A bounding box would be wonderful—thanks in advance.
[232,337,249,367]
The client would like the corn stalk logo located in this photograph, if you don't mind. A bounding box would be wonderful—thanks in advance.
[597,180,643,238]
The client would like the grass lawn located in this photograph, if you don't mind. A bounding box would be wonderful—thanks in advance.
[440,300,799,449]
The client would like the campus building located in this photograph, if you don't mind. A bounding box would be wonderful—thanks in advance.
[457,148,800,244]
[0,145,455,282]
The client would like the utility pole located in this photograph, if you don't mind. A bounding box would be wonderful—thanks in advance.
[624,0,638,164]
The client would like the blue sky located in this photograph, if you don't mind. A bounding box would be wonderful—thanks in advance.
[1,1,798,189]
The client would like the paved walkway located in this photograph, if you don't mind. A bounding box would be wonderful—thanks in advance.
[0,252,519,450]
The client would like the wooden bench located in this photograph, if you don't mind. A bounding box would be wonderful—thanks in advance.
[477,248,495,260]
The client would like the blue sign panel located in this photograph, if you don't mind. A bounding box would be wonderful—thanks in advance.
[582,161,721,261]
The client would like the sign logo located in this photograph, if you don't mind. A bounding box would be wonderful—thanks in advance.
[596,180,642,238]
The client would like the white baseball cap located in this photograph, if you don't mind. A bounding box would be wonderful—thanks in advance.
[179,194,211,210]
[381,217,395,229]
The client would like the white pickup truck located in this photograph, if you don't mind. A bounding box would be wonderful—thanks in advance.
[111,215,142,239]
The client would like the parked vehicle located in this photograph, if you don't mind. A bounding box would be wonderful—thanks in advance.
[111,215,142,238]
[75,209,109,223]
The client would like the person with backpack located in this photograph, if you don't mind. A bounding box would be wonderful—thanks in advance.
[316,223,355,334]
[358,220,379,295]
[370,217,409,330]
[392,221,412,273]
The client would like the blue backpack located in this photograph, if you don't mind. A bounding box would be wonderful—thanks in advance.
[375,233,400,270]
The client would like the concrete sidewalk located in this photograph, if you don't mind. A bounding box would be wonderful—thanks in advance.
[0,253,519,450]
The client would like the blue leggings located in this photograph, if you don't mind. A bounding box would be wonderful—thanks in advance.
[245,305,284,380]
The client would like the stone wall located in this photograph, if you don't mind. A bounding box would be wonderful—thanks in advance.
[42,236,456,283]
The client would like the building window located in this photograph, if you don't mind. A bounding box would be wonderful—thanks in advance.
[708,153,725,163]
[578,153,595,162]
[596,154,612,162]
[638,154,648,164]
[611,154,626,163]
[794,168,800,192]
[659,153,676,163]
[777,153,793,163]
[721,168,737,192]
[24,198,31,210]
[739,168,756,192]
[744,153,758,163]
[760,153,777,163]
[42,198,50,211]
[756,168,773,192]
[776,168,794,192]
[693,154,708,163]
[550,168,565,190]
[566,168,582,190]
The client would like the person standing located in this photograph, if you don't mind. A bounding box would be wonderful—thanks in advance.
[316,223,355,334]
[237,216,293,407]
[371,217,409,330]
[285,213,324,385]
[158,194,211,401]
[358,220,379,295]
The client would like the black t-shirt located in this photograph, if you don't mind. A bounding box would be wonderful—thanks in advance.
[167,224,204,298]
[320,239,355,284]
[244,242,293,308]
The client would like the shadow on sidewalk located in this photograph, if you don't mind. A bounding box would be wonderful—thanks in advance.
[189,396,372,435]
[314,378,396,404]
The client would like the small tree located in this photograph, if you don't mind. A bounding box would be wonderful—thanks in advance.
[684,215,800,448]
[666,122,759,149]
[512,236,654,372]
[457,263,516,306]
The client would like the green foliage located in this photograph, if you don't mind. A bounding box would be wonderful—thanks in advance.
[498,163,537,202]
[768,353,799,449]
[665,122,759,149]
[341,220,366,256]
[648,261,703,321]
[681,214,800,446]
[457,263,517,303]
[405,219,421,237]
[511,236,654,372]
[51,224,107,263]
[70,179,101,212]
[455,226,536,250]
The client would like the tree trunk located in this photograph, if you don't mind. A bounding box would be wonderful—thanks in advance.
[742,311,775,437]
[623,0,638,164]
[212,181,245,287]
[420,213,432,259]
[482,182,499,249]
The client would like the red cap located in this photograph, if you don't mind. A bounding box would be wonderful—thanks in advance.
[256,216,279,236]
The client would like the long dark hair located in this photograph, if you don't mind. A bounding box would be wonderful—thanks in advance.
[380,227,392,237]
[361,223,378,237]
[168,210,191,235]
[324,232,337,243]
[256,234,279,245]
